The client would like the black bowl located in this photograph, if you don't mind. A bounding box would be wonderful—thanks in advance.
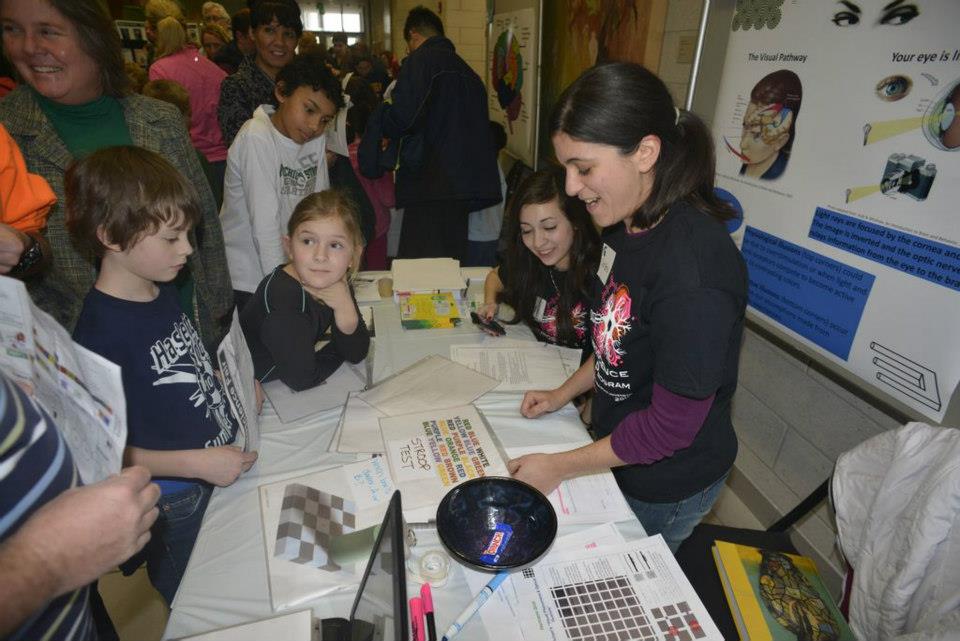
[435,477,558,572]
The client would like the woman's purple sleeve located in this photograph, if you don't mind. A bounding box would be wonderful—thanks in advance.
[609,383,715,465]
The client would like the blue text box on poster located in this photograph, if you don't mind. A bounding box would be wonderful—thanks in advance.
[809,207,960,292]
[741,226,875,360]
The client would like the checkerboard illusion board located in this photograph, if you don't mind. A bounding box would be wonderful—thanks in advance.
[549,576,707,641]
[274,484,357,571]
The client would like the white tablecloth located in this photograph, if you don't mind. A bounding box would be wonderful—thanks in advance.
[163,277,647,640]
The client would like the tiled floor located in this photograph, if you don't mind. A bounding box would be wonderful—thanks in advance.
[98,567,168,641]
[97,484,763,640]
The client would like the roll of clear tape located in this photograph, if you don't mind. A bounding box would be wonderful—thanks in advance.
[407,548,450,587]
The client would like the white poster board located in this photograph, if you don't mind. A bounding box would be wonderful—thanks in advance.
[708,1,960,421]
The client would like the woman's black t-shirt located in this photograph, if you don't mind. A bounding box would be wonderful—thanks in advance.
[498,260,591,350]
[589,203,748,502]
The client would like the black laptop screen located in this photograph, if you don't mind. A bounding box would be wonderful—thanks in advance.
[349,490,408,641]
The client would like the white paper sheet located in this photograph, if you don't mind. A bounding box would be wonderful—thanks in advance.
[177,609,312,641]
[216,312,260,452]
[358,355,498,416]
[263,360,367,424]
[258,458,394,612]
[352,276,385,304]
[0,277,126,483]
[461,523,627,641]
[334,392,387,453]
[556,345,586,378]
[449,344,570,391]
[505,445,635,526]
[379,404,509,512]
[506,536,724,641]
[391,258,466,293]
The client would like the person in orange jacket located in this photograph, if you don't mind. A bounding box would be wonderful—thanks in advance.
[0,123,55,277]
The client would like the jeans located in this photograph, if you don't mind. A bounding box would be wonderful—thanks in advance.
[624,471,730,553]
[144,483,212,606]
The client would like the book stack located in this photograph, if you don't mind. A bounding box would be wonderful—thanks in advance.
[712,541,854,641]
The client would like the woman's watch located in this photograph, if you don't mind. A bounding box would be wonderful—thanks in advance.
[10,233,42,276]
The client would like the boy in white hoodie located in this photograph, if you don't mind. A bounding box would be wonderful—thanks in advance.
[220,52,343,310]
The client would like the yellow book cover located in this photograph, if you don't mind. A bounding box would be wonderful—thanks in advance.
[399,292,463,329]
[713,541,854,641]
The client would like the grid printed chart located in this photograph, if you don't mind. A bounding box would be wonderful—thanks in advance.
[549,576,706,641]
[509,537,721,641]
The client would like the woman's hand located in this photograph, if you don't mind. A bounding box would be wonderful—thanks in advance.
[508,453,565,496]
[477,301,498,321]
[520,389,565,418]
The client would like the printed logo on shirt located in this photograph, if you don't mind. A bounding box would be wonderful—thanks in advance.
[279,164,318,196]
[149,315,236,447]
[299,152,320,169]
[536,294,588,345]
[591,279,633,402]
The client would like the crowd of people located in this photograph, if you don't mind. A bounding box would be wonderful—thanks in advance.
[0,1,746,640]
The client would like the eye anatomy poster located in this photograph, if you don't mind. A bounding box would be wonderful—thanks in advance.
[488,7,539,167]
[711,0,960,421]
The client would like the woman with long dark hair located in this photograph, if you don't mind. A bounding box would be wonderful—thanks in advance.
[481,165,600,350]
[510,62,748,552]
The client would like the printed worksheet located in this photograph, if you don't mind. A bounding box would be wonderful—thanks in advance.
[511,536,722,641]
[506,445,634,525]
[449,344,570,391]
[216,312,259,452]
[463,523,627,641]
[0,277,126,483]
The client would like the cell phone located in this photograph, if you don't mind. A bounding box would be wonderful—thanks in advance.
[470,311,506,336]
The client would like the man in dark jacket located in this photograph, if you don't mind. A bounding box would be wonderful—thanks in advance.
[364,6,501,260]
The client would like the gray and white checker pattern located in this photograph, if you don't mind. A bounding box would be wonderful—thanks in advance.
[274,484,358,571]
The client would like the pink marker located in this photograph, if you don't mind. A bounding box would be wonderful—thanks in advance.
[421,582,437,641]
[410,596,425,641]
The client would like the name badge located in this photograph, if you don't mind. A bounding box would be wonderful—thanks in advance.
[533,297,548,322]
[597,244,616,283]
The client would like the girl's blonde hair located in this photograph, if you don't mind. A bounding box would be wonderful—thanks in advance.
[287,190,366,275]
[155,16,187,59]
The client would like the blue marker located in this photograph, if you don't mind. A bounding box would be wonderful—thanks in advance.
[440,571,510,641]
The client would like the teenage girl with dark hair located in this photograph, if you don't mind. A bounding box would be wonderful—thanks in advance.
[510,62,748,552]
[480,166,600,350]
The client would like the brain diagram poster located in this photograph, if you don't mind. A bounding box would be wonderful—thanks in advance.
[709,0,960,421]
[488,8,539,167]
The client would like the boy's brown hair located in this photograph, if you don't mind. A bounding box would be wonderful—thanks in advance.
[287,190,365,274]
[65,146,201,257]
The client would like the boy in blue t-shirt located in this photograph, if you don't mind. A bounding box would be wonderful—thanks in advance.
[66,146,259,606]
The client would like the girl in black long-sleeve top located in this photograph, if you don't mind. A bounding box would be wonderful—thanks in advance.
[240,190,369,391]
